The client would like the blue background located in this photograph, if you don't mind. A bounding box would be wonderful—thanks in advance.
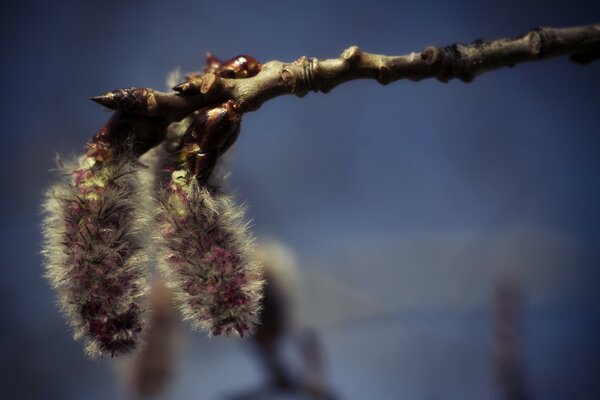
[1,1,599,399]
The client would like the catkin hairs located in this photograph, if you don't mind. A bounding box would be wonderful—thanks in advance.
[155,104,264,337]
[42,113,164,357]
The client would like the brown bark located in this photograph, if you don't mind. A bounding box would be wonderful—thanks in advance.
[91,24,600,122]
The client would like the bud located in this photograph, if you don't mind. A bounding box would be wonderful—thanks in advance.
[172,53,261,94]
[171,80,197,94]
[91,88,158,115]
[203,53,261,78]
[42,116,151,357]
[172,72,218,95]
[179,100,241,184]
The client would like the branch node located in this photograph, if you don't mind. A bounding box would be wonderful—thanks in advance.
[376,62,392,85]
[526,28,552,58]
[527,30,544,57]
[341,46,362,62]
[421,45,468,83]
[283,56,320,97]
[280,66,298,95]
[421,46,439,65]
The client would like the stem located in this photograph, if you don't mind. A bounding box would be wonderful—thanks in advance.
[92,24,600,122]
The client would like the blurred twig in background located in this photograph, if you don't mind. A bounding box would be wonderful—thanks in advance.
[494,279,531,400]
[228,241,338,400]
[121,278,182,399]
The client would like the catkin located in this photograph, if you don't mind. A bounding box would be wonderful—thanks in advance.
[42,144,149,357]
[155,117,263,336]
[156,173,263,336]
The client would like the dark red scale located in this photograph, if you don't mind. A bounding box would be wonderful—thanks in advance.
[90,111,167,159]
[180,100,242,184]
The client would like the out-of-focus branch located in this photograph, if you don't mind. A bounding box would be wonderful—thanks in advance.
[92,24,600,122]
[494,280,531,400]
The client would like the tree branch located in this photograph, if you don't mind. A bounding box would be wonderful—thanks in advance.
[92,24,600,122]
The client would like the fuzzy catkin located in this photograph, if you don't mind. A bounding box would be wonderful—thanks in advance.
[156,144,263,337]
[42,149,149,357]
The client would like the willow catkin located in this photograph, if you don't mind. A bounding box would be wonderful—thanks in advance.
[155,108,263,337]
[42,119,151,357]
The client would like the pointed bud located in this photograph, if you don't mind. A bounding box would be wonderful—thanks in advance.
[172,81,196,94]
[91,88,158,116]
[90,94,115,108]
[172,72,217,95]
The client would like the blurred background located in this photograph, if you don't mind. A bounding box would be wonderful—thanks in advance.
[1,0,599,399]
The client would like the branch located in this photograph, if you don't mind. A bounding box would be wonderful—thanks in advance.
[92,24,600,122]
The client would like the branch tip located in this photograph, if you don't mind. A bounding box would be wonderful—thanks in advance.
[90,92,117,109]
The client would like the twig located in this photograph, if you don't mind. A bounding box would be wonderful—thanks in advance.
[92,24,600,122]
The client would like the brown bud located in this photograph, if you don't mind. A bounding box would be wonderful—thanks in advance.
[204,52,223,74]
[90,111,168,158]
[179,100,242,183]
[203,53,261,79]
[172,73,217,95]
[91,88,158,116]
[171,81,196,94]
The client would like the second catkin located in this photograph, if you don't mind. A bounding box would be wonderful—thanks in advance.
[155,101,264,337]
